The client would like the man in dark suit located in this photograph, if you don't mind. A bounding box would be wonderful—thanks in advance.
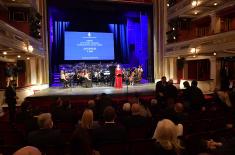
[28,113,64,148]
[155,76,168,107]
[92,106,126,148]
[5,80,18,122]
[109,63,116,86]
[189,80,206,111]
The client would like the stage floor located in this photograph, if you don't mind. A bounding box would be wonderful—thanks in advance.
[30,83,155,98]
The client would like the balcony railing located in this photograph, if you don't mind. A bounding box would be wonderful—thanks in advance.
[165,30,235,57]
[0,19,45,56]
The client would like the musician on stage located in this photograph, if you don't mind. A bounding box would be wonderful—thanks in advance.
[84,70,92,88]
[60,70,69,88]
[115,64,123,88]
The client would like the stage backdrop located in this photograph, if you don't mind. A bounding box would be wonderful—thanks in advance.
[48,2,154,85]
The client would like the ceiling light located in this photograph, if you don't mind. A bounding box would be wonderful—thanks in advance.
[28,45,34,52]
[177,56,181,59]
[167,3,170,7]
[17,55,21,58]
[173,36,176,40]
[3,52,7,55]
[172,27,175,30]
[193,55,196,58]
[213,52,217,56]
[213,2,218,6]
[27,57,30,60]
[12,0,15,1]
[192,0,197,7]
[191,48,196,53]
[194,11,198,15]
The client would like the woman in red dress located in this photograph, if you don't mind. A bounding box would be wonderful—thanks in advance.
[115,64,123,88]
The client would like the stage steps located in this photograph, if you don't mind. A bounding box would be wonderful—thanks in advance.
[51,72,61,87]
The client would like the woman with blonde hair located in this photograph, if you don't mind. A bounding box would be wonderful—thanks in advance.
[79,109,99,129]
[152,119,183,155]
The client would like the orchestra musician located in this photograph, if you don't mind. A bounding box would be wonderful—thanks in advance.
[135,65,143,83]
[129,71,135,86]
[60,70,69,88]
[83,70,92,88]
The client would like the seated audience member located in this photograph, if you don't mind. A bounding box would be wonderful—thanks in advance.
[95,93,112,119]
[70,127,94,155]
[139,100,152,117]
[28,113,64,148]
[122,103,148,128]
[165,103,187,125]
[122,102,131,115]
[13,146,42,155]
[152,119,184,155]
[16,101,32,122]
[92,106,126,148]
[51,98,75,122]
[78,109,99,129]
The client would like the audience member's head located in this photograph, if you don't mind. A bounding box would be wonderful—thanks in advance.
[150,99,158,106]
[122,103,131,112]
[13,146,42,155]
[153,119,183,153]
[81,109,94,129]
[174,103,184,113]
[191,80,198,87]
[131,103,141,116]
[103,106,116,122]
[37,113,53,129]
[183,81,190,89]
[87,99,95,109]
[168,79,173,85]
[161,76,167,83]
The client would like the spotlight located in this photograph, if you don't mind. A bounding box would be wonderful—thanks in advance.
[3,52,7,55]
[172,27,175,30]
[173,36,176,40]
[193,55,196,58]
[17,55,21,58]
[213,2,218,6]
[167,3,170,7]
[194,11,198,15]
[213,52,217,56]
[27,57,30,60]
[177,56,181,59]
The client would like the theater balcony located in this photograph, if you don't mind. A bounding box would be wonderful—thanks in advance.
[167,0,235,20]
[165,30,235,57]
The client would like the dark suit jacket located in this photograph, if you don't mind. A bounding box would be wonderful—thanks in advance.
[189,86,205,110]
[28,128,64,147]
[92,123,126,148]
[155,81,168,98]
[5,86,16,107]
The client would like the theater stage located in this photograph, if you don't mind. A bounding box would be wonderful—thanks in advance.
[28,83,155,99]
